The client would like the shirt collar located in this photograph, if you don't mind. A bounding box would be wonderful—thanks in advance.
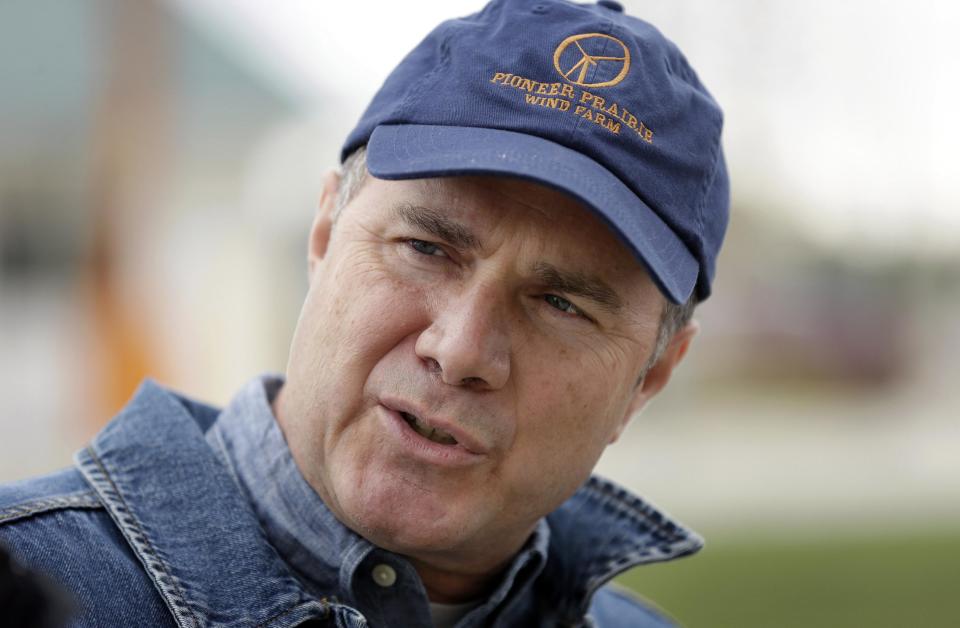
[205,375,361,596]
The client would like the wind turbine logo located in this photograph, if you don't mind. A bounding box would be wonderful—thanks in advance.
[553,33,631,88]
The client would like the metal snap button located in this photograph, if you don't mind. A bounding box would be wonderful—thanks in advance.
[372,563,397,588]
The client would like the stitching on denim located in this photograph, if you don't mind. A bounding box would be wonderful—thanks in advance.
[575,540,701,624]
[79,447,201,628]
[583,477,692,542]
[567,476,704,621]
[0,490,102,525]
[257,599,330,627]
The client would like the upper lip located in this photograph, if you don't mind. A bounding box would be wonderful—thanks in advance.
[380,396,490,456]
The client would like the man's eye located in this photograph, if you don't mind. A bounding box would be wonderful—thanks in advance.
[544,294,583,317]
[408,239,445,257]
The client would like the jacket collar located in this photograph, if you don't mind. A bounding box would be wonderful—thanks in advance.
[74,380,328,627]
[545,475,703,622]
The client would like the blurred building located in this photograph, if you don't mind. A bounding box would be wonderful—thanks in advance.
[0,0,304,474]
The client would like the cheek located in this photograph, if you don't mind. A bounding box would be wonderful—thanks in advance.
[499,348,632,517]
[534,336,641,424]
[286,254,431,420]
[535,370,623,451]
[311,254,429,359]
[281,254,433,484]
[580,333,648,385]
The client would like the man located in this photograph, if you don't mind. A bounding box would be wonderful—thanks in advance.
[0,0,728,625]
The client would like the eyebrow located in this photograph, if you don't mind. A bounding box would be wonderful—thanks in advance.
[391,202,623,315]
[532,261,623,315]
[392,203,481,251]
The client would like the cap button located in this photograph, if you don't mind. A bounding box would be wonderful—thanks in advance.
[371,564,397,588]
[597,0,624,12]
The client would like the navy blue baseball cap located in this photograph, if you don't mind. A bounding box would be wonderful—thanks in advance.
[342,0,729,304]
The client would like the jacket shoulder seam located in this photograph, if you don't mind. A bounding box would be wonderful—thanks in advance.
[77,446,203,628]
[0,489,102,526]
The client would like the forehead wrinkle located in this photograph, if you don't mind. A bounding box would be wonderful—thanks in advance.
[391,202,482,251]
[531,261,623,315]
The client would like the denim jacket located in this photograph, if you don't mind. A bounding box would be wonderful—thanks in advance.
[0,380,702,627]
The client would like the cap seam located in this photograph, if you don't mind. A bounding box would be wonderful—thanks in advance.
[564,17,615,144]
[395,31,453,121]
[693,109,724,293]
[695,115,722,232]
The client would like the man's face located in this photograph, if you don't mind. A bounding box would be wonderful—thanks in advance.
[276,173,671,573]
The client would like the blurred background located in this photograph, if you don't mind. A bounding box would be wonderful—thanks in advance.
[1,0,957,625]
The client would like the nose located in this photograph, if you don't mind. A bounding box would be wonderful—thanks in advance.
[414,282,511,391]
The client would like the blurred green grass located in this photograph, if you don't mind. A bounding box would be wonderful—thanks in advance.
[619,529,960,627]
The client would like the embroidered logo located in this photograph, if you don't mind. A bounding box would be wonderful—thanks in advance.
[487,32,653,143]
[553,33,630,88]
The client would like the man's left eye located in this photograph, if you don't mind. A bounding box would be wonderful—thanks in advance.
[544,294,583,317]
[408,239,446,257]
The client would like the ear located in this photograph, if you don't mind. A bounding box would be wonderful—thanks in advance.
[609,319,700,443]
[308,170,341,277]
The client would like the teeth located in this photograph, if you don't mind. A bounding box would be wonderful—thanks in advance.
[428,428,458,446]
[400,411,458,446]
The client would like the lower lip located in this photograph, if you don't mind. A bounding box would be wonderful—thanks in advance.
[379,405,485,468]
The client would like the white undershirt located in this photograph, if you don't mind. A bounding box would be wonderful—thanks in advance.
[429,600,482,628]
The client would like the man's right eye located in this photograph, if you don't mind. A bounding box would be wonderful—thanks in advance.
[408,239,446,257]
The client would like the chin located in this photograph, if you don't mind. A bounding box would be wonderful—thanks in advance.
[338,472,478,555]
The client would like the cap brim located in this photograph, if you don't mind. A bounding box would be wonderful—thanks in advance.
[366,124,697,304]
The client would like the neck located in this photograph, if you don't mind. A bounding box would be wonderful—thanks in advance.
[409,557,504,604]
[405,522,540,603]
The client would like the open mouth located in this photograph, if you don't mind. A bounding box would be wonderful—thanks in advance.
[399,411,459,446]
